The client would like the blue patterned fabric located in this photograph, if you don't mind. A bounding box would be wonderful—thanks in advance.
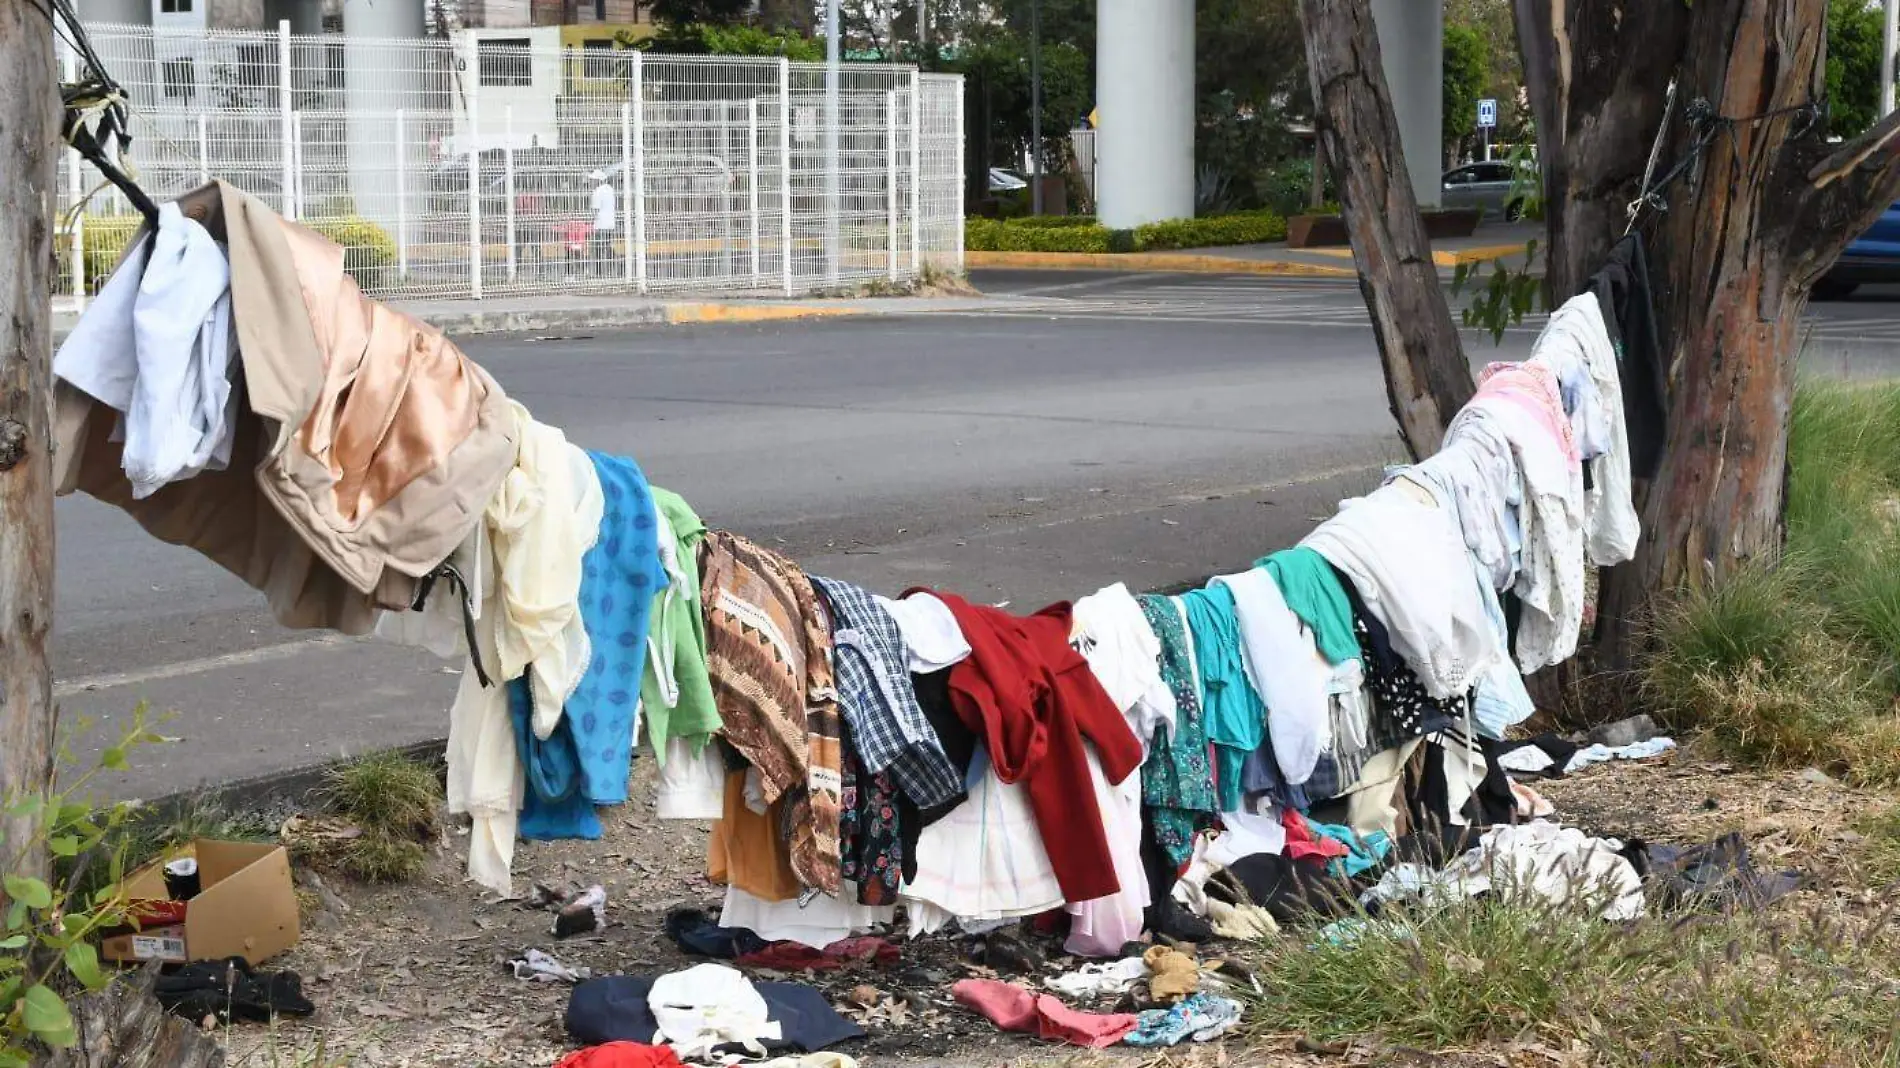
[515,450,667,840]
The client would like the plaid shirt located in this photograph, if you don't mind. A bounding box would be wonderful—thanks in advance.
[812,576,965,811]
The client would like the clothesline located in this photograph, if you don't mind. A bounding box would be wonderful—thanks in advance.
[50,180,1670,966]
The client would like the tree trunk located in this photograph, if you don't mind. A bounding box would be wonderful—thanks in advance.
[1298,0,1474,460]
[1517,0,1900,669]
[0,0,61,897]
[45,967,225,1068]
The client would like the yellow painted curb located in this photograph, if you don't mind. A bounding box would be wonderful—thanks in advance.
[1432,242,1536,267]
[966,250,1357,278]
[661,303,868,325]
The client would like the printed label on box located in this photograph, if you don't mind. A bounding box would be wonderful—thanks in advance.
[131,934,187,961]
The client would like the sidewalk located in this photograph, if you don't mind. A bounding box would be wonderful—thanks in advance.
[968,219,1545,278]
[50,289,1012,342]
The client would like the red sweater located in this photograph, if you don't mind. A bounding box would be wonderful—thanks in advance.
[914,591,1145,903]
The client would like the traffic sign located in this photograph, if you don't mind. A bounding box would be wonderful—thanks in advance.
[1477,98,1498,129]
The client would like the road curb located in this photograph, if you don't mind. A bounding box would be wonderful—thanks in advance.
[966,250,1358,278]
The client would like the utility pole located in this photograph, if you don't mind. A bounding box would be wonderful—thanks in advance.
[1029,0,1042,215]
[0,0,62,896]
[1883,0,1898,118]
[918,0,928,64]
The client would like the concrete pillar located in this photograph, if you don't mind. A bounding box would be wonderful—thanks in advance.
[343,0,426,225]
[1095,0,1193,228]
[1370,0,1444,209]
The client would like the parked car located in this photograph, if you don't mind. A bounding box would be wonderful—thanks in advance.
[1441,161,1534,219]
[1814,200,1900,299]
[988,167,1027,193]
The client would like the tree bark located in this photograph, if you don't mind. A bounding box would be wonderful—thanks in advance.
[1298,0,1474,460]
[45,967,225,1068]
[1516,0,1900,669]
[0,0,61,897]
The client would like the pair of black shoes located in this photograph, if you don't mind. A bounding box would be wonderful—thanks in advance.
[154,956,316,1023]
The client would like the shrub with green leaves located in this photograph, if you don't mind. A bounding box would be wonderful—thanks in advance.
[1133,209,1287,251]
[964,209,1286,254]
[2,712,168,1064]
[304,215,399,294]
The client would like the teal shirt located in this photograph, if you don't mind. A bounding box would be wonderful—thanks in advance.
[1260,546,1361,666]
[1178,583,1268,812]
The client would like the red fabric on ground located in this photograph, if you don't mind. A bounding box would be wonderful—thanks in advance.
[951,978,1138,1048]
[735,935,900,971]
[1282,809,1350,862]
[553,1041,685,1068]
[914,591,1144,902]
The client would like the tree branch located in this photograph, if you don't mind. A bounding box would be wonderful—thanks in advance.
[1807,106,1900,190]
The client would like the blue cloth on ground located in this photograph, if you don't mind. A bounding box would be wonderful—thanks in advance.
[514,451,667,840]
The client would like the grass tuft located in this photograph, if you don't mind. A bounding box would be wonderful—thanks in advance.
[1647,378,1900,785]
[324,749,442,839]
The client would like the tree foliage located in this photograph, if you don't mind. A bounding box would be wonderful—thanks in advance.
[1826,0,1885,139]
[1441,23,1490,160]
[638,20,823,59]
[647,0,752,29]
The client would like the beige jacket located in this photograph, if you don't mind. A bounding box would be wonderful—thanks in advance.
[54,181,518,633]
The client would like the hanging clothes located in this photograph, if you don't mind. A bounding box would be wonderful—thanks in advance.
[1302,481,1500,700]
[53,181,519,635]
[836,733,907,907]
[1064,745,1150,958]
[441,523,520,895]
[1405,416,1524,593]
[812,577,964,813]
[641,488,721,762]
[901,759,1065,931]
[917,592,1144,903]
[699,532,843,895]
[1071,582,1176,747]
[1528,295,1639,566]
[1259,547,1361,667]
[54,202,239,500]
[492,406,603,741]
[1336,565,1465,753]
[708,770,804,903]
[1136,594,1218,868]
[512,451,667,840]
[1588,232,1668,479]
[1212,568,1332,786]
[1448,364,1586,673]
[1175,585,1268,814]
[875,591,972,672]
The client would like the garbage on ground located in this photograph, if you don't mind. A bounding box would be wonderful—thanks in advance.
[511,948,592,984]
[153,955,315,1023]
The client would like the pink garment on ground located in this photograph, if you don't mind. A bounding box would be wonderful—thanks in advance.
[734,935,899,971]
[1281,809,1349,863]
[952,978,1139,1048]
[1476,362,1579,465]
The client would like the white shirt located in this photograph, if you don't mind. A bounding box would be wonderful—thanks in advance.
[591,182,617,231]
[55,203,240,499]
[1212,568,1332,785]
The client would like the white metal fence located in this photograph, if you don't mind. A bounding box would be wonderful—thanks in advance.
[59,22,966,304]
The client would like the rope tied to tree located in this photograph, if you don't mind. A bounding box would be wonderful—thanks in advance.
[25,0,158,223]
[1624,92,1825,235]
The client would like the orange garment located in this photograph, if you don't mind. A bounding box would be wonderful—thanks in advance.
[706,771,802,902]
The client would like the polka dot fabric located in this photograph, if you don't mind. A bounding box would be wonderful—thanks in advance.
[518,451,667,841]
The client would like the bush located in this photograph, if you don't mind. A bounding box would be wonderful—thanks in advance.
[77,214,143,294]
[965,209,1286,254]
[965,216,1114,253]
[305,215,398,294]
[1134,209,1286,251]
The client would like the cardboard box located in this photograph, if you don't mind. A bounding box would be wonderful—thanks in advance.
[100,840,301,966]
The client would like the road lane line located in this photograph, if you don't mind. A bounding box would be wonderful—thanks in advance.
[54,636,354,697]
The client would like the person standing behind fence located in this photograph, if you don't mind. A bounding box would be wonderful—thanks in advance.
[588,170,617,278]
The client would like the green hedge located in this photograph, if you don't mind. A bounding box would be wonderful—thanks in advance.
[305,216,399,293]
[79,215,143,293]
[966,209,1287,254]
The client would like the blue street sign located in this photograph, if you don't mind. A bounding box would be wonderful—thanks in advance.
[1477,98,1498,129]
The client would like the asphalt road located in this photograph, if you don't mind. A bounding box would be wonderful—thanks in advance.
[50,272,1900,798]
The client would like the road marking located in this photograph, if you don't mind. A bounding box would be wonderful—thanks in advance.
[54,635,353,697]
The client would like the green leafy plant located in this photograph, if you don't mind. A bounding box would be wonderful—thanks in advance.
[1450,237,1542,344]
[304,216,398,294]
[2,709,168,1063]
[965,209,1287,254]
[1134,209,1287,251]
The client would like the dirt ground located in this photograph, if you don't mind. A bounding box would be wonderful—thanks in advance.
[210,744,1895,1068]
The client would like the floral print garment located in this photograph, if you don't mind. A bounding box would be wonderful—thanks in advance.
[1138,594,1219,866]
[838,735,905,906]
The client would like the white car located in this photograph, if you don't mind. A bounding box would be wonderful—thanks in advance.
[988,167,1027,192]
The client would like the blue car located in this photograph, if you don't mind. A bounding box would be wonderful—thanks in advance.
[1816,200,1900,299]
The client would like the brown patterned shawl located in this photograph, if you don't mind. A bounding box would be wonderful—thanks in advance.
[697,530,842,894]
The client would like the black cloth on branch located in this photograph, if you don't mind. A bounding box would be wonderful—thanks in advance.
[1588,232,1668,478]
